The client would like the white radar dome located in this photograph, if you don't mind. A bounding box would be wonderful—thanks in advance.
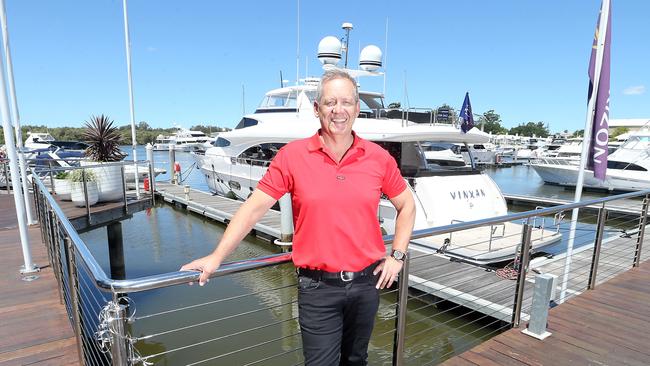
[359,45,382,71]
[318,36,342,66]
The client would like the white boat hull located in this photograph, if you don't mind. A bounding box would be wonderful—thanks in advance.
[530,163,650,191]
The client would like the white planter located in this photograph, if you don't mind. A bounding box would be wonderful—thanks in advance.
[53,178,72,201]
[71,181,99,207]
[80,161,123,202]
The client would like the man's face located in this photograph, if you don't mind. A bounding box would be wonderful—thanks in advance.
[314,78,360,138]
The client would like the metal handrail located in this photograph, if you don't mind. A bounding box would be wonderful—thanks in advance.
[31,170,650,295]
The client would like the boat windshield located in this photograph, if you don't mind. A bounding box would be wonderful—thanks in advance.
[258,90,317,109]
[359,94,384,113]
[620,135,650,150]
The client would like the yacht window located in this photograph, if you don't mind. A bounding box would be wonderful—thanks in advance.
[358,94,385,118]
[237,143,286,166]
[374,141,427,177]
[607,161,647,171]
[212,137,231,147]
[235,117,259,129]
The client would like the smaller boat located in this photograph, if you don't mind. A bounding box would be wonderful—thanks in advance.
[24,132,89,153]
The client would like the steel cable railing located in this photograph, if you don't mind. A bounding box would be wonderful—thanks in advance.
[30,169,650,365]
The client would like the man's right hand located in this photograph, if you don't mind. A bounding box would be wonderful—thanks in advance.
[180,253,221,286]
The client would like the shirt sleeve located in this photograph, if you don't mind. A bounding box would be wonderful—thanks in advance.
[381,152,407,199]
[257,147,292,200]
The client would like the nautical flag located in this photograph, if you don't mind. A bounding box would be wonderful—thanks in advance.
[459,92,474,133]
[587,0,611,180]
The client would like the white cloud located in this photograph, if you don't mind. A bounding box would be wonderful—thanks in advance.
[623,85,646,95]
[147,46,158,52]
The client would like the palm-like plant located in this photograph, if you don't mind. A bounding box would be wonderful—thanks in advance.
[83,114,126,162]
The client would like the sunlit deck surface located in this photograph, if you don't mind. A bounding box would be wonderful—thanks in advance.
[442,259,650,366]
[0,193,80,365]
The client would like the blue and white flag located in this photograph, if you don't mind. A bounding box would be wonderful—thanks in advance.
[459,92,474,133]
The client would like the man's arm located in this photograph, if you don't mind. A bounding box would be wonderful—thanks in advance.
[374,188,416,289]
[180,189,278,285]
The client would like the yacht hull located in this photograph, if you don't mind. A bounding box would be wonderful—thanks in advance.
[530,163,650,191]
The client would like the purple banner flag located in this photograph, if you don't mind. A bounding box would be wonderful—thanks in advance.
[459,92,474,133]
[587,0,611,180]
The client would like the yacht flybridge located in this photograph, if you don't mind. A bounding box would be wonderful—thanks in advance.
[193,26,561,265]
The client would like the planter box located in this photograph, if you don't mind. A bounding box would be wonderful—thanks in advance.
[53,178,72,201]
[71,181,99,207]
[80,162,123,202]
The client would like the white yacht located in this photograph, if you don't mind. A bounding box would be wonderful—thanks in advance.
[153,134,176,151]
[192,31,561,266]
[153,127,211,152]
[529,130,650,191]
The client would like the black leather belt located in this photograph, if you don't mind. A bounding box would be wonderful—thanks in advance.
[297,261,381,283]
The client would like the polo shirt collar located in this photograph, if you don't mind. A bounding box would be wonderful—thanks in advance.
[307,129,366,152]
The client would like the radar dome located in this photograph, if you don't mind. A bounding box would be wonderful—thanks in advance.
[318,36,342,65]
[359,45,382,71]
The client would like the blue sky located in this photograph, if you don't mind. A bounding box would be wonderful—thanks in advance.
[4,1,649,133]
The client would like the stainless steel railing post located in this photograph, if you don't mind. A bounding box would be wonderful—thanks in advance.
[48,160,54,194]
[148,160,155,205]
[392,256,410,366]
[48,210,64,305]
[633,194,649,268]
[82,169,91,222]
[511,222,532,327]
[110,295,132,365]
[588,204,607,289]
[121,165,129,215]
[64,236,86,365]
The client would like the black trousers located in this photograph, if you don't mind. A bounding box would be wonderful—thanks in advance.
[297,275,380,366]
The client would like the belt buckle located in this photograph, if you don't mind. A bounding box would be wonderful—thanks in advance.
[340,271,353,282]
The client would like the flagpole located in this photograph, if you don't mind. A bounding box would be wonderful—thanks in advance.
[0,0,35,225]
[0,0,36,274]
[560,0,610,303]
[122,0,139,198]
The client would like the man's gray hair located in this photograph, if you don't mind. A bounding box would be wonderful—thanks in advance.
[316,69,359,104]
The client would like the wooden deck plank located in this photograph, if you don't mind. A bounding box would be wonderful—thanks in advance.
[442,259,650,366]
[0,194,80,366]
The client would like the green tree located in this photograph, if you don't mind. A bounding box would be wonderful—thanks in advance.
[610,127,629,138]
[478,110,508,134]
[573,129,584,137]
[387,102,401,109]
[508,122,549,137]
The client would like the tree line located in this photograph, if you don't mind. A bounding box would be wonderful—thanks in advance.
[393,102,624,139]
[0,122,231,145]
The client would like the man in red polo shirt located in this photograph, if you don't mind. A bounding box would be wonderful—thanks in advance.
[181,69,415,365]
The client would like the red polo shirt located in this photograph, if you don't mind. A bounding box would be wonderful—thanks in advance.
[257,131,407,272]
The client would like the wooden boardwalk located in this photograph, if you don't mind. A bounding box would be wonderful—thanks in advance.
[442,259,650,366]
[0,194,80,366]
